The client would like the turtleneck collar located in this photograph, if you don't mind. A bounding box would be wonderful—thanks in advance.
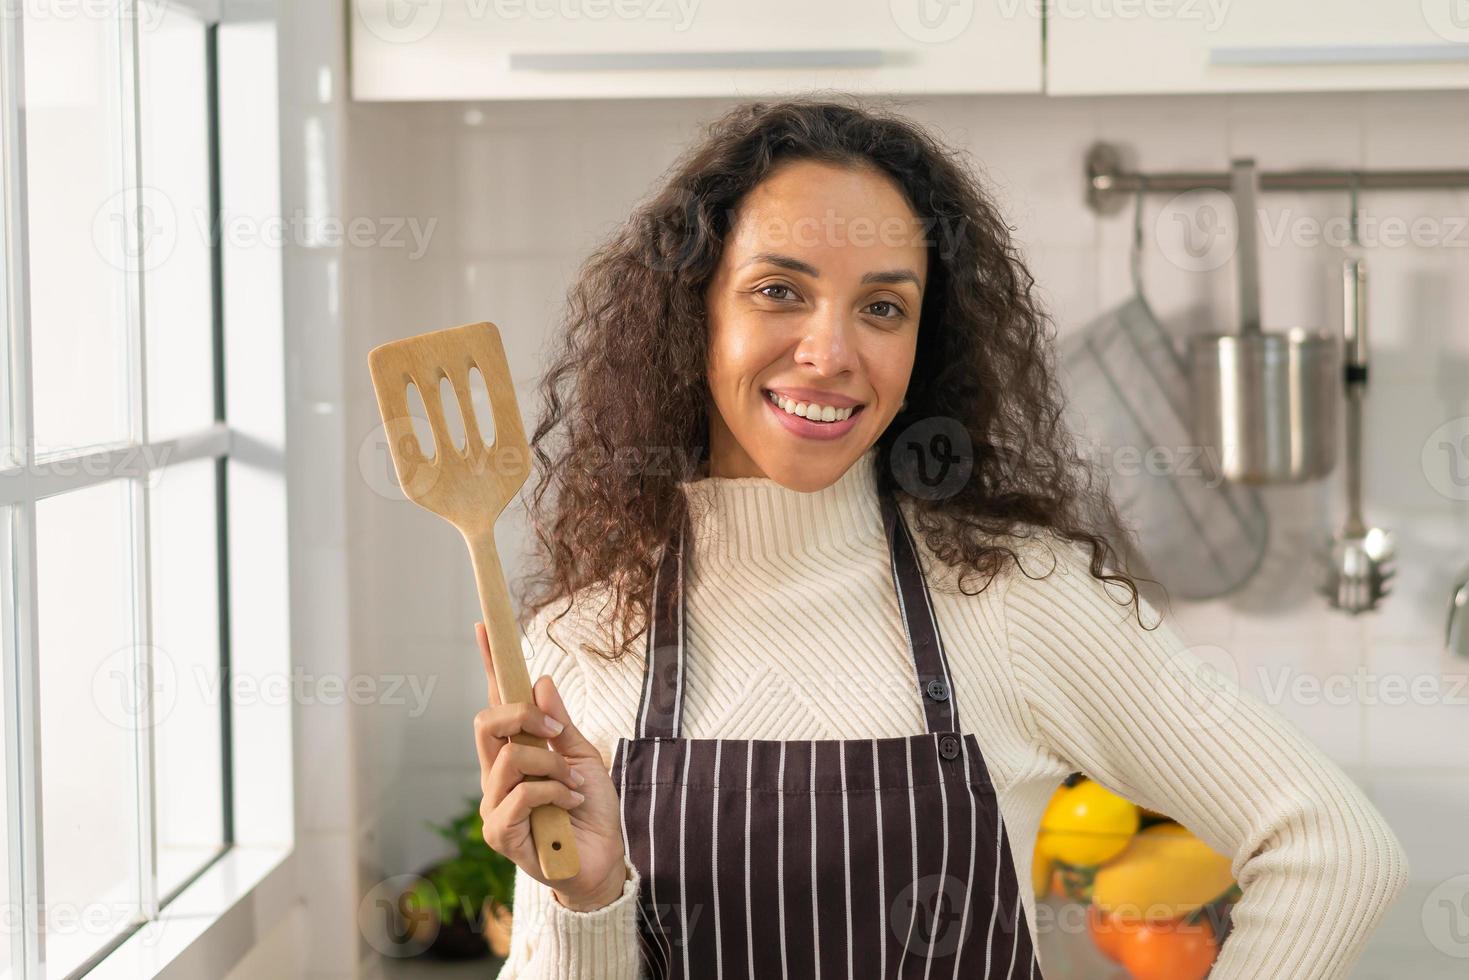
[679,446,886,563]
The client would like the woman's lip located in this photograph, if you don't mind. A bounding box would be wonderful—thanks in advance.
[763,393,864,441]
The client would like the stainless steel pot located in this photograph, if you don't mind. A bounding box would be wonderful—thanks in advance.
[1190,328,1338,483]
[1189,159,1339,484]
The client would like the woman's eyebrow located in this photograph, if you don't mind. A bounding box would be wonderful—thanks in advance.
[742,251,920,289]
[742,251,819,276]
[861,269,922,290]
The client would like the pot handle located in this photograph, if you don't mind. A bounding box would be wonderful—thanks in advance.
[1232,158,1262,335]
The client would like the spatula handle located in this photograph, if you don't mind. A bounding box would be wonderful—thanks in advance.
[466,528,582,882]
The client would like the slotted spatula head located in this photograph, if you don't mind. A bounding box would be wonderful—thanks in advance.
[367,320,531,532]
[367,321,581,883]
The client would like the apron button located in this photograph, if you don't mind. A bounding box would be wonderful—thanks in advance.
[925,679,950,701]
[939,734,961,760]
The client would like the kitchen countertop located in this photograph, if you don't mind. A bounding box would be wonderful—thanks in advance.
[367,883,1457,979]
[379,953,505,979]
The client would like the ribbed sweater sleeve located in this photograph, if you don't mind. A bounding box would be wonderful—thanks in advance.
[1001,532,1410,979]
[492,628,645,979]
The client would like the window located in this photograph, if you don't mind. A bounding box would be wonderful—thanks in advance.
[1,3,292,978]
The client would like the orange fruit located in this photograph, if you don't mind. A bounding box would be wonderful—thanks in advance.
[1115,917,1218,980]
[1086,904,1128,963]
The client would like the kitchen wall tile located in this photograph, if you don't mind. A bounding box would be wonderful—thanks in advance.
[344,249,459,401]
[1025,243,1098,342]
[456,127,586,255]
[572,123,694,241]
[1228,578,1363,769]
[893,94,990,158]
[1356,231,1469,368]
[389,635,488,769]
[344,101,454,229]
[1363,363,1469,514]
[349,484,469,643]
[1363,641,1469,770]
[1162,597,1237,651]
[1225,92,1364,169]
[1362,769,1469,886]
[457,255,575,386]
[1092,94,1231,171]
[1228,633,1366,769]
[1351,879,1468,980]
[950,95,1101,251]
[375,765,487,883]
[1365,509,1469,650]
[1364,91,1469,168]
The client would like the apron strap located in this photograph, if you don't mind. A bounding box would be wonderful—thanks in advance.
[634,487,961,740]
[879,491,961,735]
[635,517,687,739]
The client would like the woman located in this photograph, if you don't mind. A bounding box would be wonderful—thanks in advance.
[472,98,1408,979]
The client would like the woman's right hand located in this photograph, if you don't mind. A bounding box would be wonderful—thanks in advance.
[473,622,630,911]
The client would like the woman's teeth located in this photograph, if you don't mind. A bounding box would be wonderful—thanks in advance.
[766,390,858,423]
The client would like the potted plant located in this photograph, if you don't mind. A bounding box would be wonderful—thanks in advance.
[402,795,518,959]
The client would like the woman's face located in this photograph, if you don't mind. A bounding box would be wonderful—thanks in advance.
[703,159,927,490]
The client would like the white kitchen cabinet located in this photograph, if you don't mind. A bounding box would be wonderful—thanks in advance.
[350,0,1042,100]
[1047,0,1469,94]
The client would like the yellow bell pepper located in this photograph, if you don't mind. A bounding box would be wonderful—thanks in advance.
[1037,778,1140,868]
[1091,822,1236,922]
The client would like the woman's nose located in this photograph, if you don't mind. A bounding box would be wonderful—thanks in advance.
[793,309,859,376]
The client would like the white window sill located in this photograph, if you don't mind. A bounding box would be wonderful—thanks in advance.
[86,844,296,980]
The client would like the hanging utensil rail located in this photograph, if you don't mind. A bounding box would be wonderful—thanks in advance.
[1085,141,1469,215]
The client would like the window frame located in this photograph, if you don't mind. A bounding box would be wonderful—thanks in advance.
[0,2,295,978]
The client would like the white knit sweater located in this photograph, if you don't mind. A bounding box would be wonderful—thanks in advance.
[495,446,1409,979]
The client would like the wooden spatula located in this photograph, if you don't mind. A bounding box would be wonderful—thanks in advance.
[367,320,580,882]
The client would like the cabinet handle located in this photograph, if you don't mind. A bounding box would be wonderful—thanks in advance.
[508,49,885,71]
[1210,44,1469,67]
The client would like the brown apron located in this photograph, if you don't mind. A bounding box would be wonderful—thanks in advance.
[609,489,1044,979]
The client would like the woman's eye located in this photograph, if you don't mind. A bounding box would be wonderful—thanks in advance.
[868,300,905,319]
[757,283,796,302]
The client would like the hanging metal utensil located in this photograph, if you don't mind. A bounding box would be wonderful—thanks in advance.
[1060,184,1269,601]
[1188,159,1339,484]
[1447,563,1469,658]
[1319,237,1395,613]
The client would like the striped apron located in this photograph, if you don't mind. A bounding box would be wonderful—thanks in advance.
[608,490,1044,979]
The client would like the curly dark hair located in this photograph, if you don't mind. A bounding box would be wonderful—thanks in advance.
[515,94,1156,663]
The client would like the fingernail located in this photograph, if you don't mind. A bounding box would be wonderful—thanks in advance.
[569,790,585,806]
[545,717,565,736]
[571,769,586,786]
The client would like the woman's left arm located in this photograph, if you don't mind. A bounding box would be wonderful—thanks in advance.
[1001,535,1410,980]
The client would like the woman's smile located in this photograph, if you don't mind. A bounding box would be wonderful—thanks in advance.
[761,387,867,441]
